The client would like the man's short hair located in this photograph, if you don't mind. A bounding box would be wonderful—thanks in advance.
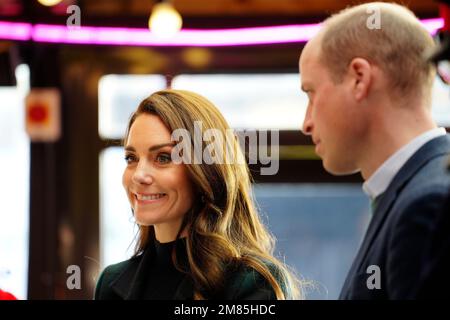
[320,2,436,105]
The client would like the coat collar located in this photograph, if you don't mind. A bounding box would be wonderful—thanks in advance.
[341,135,450,296]
[359,135,450,264]
[110,239,194,300]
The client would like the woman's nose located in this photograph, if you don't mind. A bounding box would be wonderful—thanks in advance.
[132,162,154,185]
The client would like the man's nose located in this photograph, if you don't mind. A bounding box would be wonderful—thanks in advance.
[132,161,154,185]
[302,106,313,135]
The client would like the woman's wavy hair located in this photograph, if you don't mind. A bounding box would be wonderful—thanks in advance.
[124,89,303,299]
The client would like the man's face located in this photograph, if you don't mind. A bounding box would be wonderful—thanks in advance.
[299,37,366,175]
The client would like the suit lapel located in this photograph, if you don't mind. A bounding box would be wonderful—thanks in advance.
[110,243,156,299]
[173,276,194,299]
[340,135,450,298]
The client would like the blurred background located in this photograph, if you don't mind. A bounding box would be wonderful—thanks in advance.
[0,0,445,299]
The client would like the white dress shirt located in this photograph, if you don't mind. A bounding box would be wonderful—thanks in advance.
[362,127,447,200]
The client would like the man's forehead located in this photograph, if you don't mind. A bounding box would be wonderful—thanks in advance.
[302,35,322,59]
[299,35,322,72]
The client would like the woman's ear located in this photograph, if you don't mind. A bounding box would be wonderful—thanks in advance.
[347,57,372,101]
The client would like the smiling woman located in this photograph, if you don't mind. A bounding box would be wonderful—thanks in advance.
[94,89,303,300]
[122,113,195,242]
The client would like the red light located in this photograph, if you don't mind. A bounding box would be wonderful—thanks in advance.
[28,104,49,124]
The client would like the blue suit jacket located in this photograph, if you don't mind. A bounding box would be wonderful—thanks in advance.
[415,192,450,299]
[339,135,450,300]
[416,155,450,299]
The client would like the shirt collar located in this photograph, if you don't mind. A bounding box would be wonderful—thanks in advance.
[362,127,447,200]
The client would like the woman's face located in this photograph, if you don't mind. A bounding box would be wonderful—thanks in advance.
[122,113,195,241]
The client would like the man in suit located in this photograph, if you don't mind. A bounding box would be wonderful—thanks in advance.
[299,2,450,299]
[414,0,450,299]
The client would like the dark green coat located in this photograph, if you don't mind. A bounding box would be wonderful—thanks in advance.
[95,243,281,300]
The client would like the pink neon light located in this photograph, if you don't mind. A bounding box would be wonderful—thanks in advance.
[0,18,444,46]
[31,23,322,46]
[0,21,31,41]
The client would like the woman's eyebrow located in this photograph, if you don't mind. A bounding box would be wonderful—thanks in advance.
[148,142,176,152]
[124,142,175,153]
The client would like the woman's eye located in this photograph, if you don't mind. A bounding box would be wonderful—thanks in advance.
[124,154,137,164]
[156,153,171,164]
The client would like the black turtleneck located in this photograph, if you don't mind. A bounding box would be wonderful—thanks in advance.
[95,235,280,300]
[141,237,189,299]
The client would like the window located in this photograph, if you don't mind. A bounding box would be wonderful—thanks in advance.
[431,76,450,126]
[98,74,166,139]
[0,64,30,299]
[172,74,307,129]
[253,183,369,299]
[98,73,450,135]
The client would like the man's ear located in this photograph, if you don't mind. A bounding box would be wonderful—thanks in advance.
[347,58,372,101]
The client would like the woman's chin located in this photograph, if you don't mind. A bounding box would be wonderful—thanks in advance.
[134,213,158,226]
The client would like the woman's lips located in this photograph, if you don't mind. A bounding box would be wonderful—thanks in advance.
[134,193,167,205]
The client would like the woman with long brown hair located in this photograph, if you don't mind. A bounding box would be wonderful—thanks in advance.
[95,89,302,300]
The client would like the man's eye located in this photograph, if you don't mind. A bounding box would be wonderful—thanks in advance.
[124,154,137,164]
[156,153,171,164]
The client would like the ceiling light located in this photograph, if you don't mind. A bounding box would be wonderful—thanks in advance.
[37,0,63,6]
[149,2,182,39]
